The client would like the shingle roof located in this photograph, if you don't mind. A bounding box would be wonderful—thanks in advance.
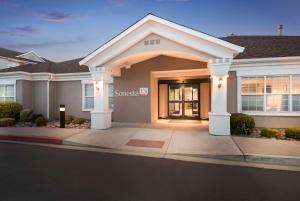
[0,58,89,74]
[221,36,300,59]
[1,36,300,74]
[0,48,23,59]
[0,47,50,63]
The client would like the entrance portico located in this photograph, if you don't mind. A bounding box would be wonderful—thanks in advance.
[79,14,244,135]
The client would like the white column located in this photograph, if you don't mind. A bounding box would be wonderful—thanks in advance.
[90,66,112,129]
[208,58,232,135]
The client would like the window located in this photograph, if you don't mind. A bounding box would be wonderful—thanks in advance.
[240,75,300,113]
[266,76,289,112]
[292,76,300,111]
[108,84,114,109]
[83,83,94,110]
[241,77,264,111]
[82,83,114,111]
[0,84,15,102]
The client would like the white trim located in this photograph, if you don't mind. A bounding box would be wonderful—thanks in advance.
[238,75,300,116]
[81,81,94,111]
[0,80,17,102]
[79,14,244,66]
[46,81,50,119]
[0,56,34,64]
[16,51,46,62]
[233,56,300,65]
[0,71,92,81]
[244,112,300,117]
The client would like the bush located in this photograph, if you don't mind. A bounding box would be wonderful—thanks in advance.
[35,116,47,127]
[65,115,74,124]
[20,109,33,123]
[31,114,44,123]
[260,128,281,139]
[72,117,86,125]
[0,118,16,127]
[230,113,255,135]
[285,127,300,140]
[0,102,22,120]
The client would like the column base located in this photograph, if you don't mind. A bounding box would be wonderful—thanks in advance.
[209,112,231,135]
[91,110,112,129]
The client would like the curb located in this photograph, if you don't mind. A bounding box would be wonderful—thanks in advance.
[0,135,62,145]
[244,154,300,167]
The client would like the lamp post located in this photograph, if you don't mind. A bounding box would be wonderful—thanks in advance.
[60,104,65,128]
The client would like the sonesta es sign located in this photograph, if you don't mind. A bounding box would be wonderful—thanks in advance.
[114,88,149,97]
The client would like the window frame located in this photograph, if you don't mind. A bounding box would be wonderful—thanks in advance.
[81,81,94,111]
[81,81,114,111]
[0,81,16,103]
[238,75,300,116]
[240,76,264,112]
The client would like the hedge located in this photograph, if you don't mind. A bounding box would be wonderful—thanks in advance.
[0,118,16,127]
[230,113,255,135]
[0,102,23,120]
[285,128,300,140]
[260,128,281,139]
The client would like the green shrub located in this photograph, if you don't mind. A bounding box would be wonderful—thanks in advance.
[285,127,300,140]
[35,116,47,127]
[31,114,44,123]
[65,115,74,124]
[230,113,255,135]
[20,109,33,123]
[260,128,281,139]
[0,102,22,120]
[0,118,16,127]
[72,117,86,125]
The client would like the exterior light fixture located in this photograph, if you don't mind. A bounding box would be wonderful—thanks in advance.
[218,77,223,88]
[59,104,65,128]
[95,81,100,91]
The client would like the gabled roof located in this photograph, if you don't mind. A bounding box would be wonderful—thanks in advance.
[0,47,49,63]
[0,58,89,74]
[0,48,23,59]
[79,13,244,66]
[222,36,300,59]
[16,51,46,62]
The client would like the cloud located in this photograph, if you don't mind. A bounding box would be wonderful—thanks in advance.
[0,26,38,36]
[4,39,83,49]
[108,0,127,7]
[0,0,21,8]
[35,11,88,22]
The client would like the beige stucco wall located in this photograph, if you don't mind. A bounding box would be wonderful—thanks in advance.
[226,70,300,128]
[51,81,90,120]
[113,55,207,123]
[253,116,300,128]
[227,71,238,114]
[16,80,48,117]
[16,80,33,109]
[32,81,48,118]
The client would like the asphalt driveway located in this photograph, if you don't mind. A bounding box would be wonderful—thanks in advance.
[0,143,299,201]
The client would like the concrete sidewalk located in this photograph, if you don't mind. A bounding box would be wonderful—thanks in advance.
[233,137,300,166]
[0,127,86,144]
[64,127,300,166]
[0,126,300,166]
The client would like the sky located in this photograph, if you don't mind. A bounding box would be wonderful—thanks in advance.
[0,0,300,62]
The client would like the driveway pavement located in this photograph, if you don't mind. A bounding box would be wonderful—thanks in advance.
[2,143,300,201]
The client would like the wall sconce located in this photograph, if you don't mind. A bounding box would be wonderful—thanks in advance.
[95,81,100,91]
[218,77,223,88]
[59,104,65,128]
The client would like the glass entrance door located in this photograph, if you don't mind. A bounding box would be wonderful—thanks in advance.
[168,84,199,119]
